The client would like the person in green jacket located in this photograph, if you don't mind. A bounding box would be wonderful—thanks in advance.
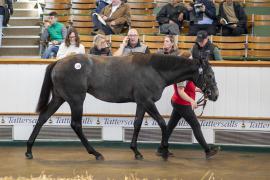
[41,12,67,59]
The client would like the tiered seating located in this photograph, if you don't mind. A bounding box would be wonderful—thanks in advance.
[127,0,155,15]
[143,35,164,52]
[110,35,126,53]
[72,15,93,35]
[71,0,96,15]
[80,35,94,53]
[245,0,270,7]
[211,36,247,60]
[178,36,196,54]
[44,0,71,15]
[130,15,159,35]
[71,0,96,35]
[247,36,270,60]
[251,14,270,36]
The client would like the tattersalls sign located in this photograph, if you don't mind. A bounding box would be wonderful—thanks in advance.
[1,115,270,131]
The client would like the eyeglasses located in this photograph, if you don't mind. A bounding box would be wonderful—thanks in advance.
[69,36,76,39]
[128,34,138,37]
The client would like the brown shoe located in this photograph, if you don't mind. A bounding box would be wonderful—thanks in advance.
[205,146,220,160]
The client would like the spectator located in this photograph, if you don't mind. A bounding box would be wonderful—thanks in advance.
[218,0,247,36]
[156,0,187,35]
[41,12,67,59]
[156,35,180,55]
[0,0,13,46]
[186,0,217,35]
[191,30,222,60]
[92,0,130,35]
[89,34,112,56]
[56,28,85,59]
[92,0,112,31]
[114,28,150,56]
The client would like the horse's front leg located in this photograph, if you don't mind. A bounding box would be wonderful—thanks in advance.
[130,104,145,160]
[143,101,169,160]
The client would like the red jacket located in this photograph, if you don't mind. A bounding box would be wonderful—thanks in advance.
[171,81,196,106]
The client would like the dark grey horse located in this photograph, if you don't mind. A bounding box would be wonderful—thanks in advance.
[25,53,218,160]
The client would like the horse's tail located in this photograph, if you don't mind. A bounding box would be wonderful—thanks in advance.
[36,61,57,113]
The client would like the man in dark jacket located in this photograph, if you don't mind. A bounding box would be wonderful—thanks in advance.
[218,0,247,36]
[186,0,217,35]
[191,30,222,61]
[156,0,187,35]
[0,0,13,46]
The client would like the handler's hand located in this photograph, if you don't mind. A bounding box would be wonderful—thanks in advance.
[191,100,198,110]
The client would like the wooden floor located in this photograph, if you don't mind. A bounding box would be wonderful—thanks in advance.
[0,146,269,179]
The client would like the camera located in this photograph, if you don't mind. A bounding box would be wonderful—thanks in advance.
[194,3,203,13]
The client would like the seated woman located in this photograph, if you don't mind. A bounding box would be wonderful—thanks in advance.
[56,28,85,59]
[156,35,180,55]
[89,34,112,56]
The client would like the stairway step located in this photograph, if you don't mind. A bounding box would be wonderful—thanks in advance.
[13,9,39,17]
[3,26,40,36]
[9,17,41,26]
[2,36,40,46]
[0,46,39,56]
[13,2,37,9]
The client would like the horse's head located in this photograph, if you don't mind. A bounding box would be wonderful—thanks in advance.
[194,59,219,101]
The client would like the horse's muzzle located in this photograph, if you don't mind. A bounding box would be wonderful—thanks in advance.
[207,87,219,101]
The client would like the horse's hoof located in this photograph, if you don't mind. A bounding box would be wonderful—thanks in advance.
[96,154,105,161]
[162,154,169,161]
[25,152,33,159]
[135,154,144,160]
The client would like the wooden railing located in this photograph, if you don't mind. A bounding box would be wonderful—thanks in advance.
[1,58,270,67]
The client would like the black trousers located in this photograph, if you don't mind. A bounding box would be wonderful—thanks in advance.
[188,24,217,36]
[167,101,210,152]
[221,26,245,36]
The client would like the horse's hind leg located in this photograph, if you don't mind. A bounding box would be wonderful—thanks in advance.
[69,99,104,160]
[25,96,64,159]
[143,101,169,160]
[130,104,145,160]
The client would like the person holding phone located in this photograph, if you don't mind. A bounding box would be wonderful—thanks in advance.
[113,28,150,56]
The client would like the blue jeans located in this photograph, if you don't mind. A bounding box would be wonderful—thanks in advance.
[92,1,109,30]
[41,45,59,59]
[0,15,3,47]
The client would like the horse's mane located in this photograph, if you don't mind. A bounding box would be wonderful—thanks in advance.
[146,53,196,71]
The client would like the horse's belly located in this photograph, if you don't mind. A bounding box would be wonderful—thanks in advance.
[89,91,134,103]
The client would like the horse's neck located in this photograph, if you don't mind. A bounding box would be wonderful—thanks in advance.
[162,63,198,86]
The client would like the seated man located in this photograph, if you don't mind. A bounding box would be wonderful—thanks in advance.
[113,28,150,56]
[92,0,130,35]
[186,0,217,35]
[41,12,67,59]
[156,0,187,35]
[218,0,247,36]
[191,30,222,61]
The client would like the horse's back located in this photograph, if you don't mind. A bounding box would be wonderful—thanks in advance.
[51,54,93,93]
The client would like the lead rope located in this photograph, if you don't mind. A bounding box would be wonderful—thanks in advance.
[196,94,207,117]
